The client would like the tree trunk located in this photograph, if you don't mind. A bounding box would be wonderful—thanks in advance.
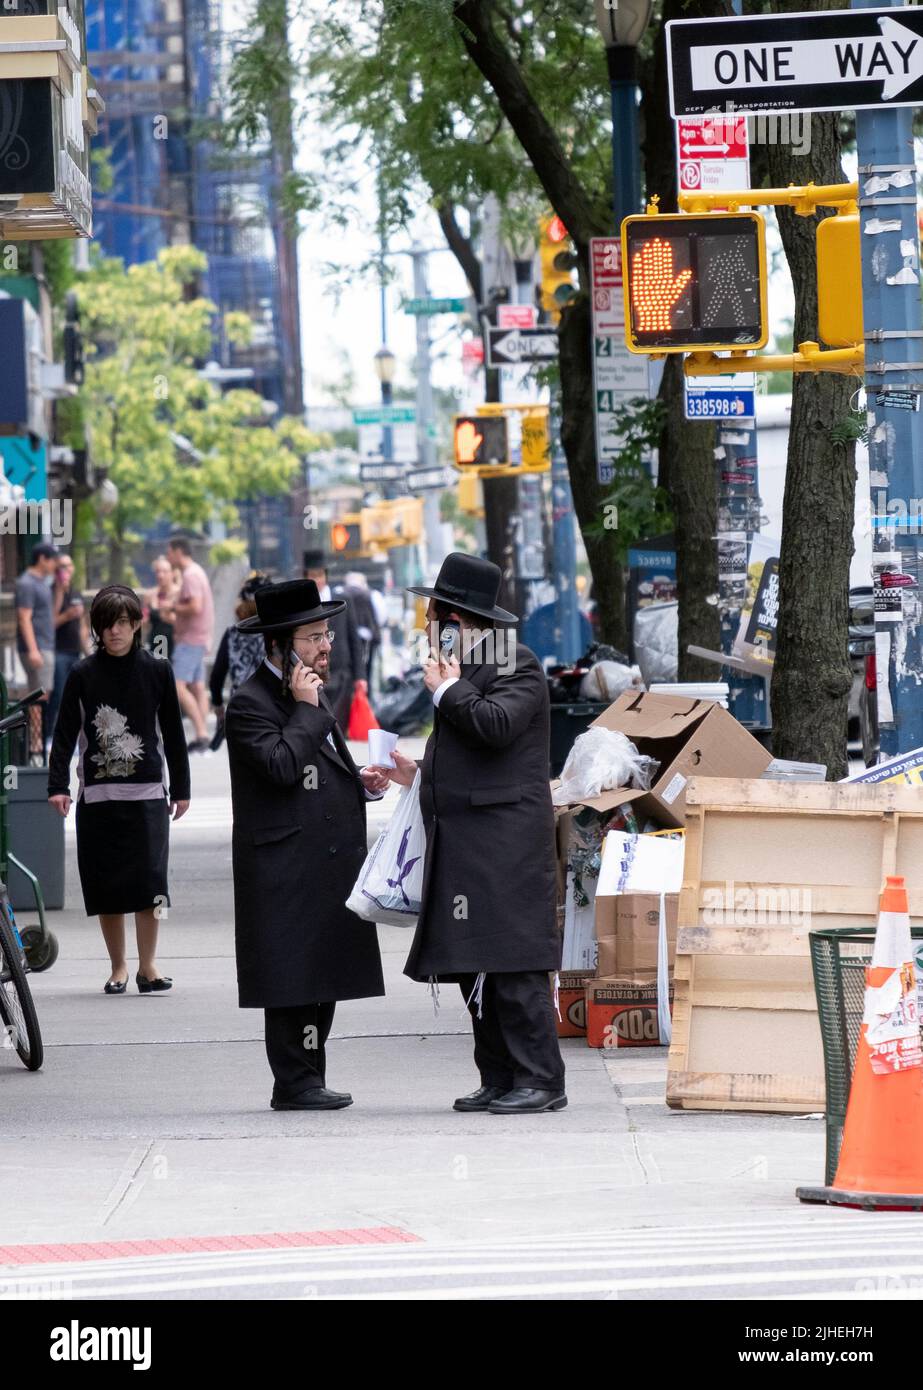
[559,295,627,650]
[659,356,720,678]
[765,108,855,777]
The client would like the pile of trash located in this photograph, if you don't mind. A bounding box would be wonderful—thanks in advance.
[547,643,642,705]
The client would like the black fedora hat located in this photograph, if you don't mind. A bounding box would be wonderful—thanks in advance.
[237,579,345,634]
[407,552,517,626]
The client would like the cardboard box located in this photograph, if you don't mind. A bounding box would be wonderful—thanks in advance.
[555,691,772,829]
[594,892,678,978]
[586,976,673,1048]
[554,970,591,1037]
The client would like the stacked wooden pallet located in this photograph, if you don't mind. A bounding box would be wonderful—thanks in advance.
[667,778,923,1113]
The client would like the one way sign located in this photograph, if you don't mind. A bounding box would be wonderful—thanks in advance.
[668,6,923,117]
[487,327,559,368]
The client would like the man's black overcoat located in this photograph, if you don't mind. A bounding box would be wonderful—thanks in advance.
[226,662,384,1008]
[404,640,561,983]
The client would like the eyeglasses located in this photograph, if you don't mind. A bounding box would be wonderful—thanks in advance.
[293,630,335,647]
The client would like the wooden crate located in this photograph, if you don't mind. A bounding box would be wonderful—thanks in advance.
[667,778,923,1114]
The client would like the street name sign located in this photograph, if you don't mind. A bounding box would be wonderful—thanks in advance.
[486,327,559,367]
[359,460,406,484]
[353,405,416,425]
[668,7,923,116]
[406,465,452,491]
[402,297,466,316]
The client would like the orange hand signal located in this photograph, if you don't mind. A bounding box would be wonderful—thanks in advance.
[631,238,693,333]
[455,419,484,466]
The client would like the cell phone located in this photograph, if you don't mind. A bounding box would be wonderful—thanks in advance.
[439,621,460,660]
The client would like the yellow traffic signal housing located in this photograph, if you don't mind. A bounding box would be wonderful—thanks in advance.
[817,212,863,347]
[521,409,551,471]
[622,212,768,354]
[457,471,484,516]
[539,215,578,324]
[360,499,423,551]
[329,514,364,558]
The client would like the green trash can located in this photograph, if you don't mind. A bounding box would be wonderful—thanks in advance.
[807,926,923,1185]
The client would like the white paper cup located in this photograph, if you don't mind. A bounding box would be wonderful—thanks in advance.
[368,729,400,768]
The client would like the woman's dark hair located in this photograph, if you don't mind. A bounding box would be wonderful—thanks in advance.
[90,585,144,650]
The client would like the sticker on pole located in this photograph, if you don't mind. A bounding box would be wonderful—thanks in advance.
[864,962,923,1074]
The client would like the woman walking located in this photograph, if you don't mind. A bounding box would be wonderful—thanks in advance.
[208,572,270,748]
[146,554,179,661]
[47,585,190,994]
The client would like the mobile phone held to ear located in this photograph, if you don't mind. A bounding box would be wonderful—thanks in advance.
[439,621,460,661]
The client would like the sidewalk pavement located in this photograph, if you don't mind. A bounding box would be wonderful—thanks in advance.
[0,739,839,1279]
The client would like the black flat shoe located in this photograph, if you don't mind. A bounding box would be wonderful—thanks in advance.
[136,972,173,994]
[488,1088,568,1114]
[104,978,128,995]
[270,1088,353,1111]
[453,1085,508,1112]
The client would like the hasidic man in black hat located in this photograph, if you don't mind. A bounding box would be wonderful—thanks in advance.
[225,579,387,1110]
[377,553,566,1114]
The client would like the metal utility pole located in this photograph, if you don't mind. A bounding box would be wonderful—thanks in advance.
[550,393,583,662]
[854,0,923,754]
[411,246,448,574]
[479,194,520,616]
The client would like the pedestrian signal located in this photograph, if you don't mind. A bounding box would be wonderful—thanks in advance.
[622,212,768,353]
[453,415,508,469]
[330,516,362,556]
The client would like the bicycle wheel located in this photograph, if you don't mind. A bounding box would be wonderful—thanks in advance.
[0,898,43,1071]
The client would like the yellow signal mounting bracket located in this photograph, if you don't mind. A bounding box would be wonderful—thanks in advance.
[685,343,865,380]
[677,181,859,217]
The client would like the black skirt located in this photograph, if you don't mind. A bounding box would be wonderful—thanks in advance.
[76,797,171,917]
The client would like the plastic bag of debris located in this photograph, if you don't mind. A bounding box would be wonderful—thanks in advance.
[579,660,642,703]
[552,726,659,805]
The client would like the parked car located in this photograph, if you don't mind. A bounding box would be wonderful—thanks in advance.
[848,586,878,767]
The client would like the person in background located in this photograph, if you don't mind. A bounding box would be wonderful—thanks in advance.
[47,585,190,995]
[302,549,364,727]
[46,554,87,737]
[147,554,179,661]
[166,536,215,753]
[16,541,59,758]
[345,571,382,692]
[209,572,272,748]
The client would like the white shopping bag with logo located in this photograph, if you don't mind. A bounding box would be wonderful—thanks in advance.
[346,771,425,927]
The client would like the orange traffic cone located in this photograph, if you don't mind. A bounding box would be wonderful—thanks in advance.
[799,876,923,1210]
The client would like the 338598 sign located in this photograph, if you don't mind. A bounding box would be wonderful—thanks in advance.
[621,212,768,354]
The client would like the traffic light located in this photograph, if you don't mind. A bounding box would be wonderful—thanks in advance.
[330,515,363,558]
[539,215,578,324]
[622,212,768,353]
[817,211,863,347]
[359,499,423,551]
[453,415,509,469]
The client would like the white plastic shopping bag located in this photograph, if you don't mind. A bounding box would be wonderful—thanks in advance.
[346,771,425,927]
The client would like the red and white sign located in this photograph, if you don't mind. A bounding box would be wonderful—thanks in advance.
[462,337,484,375]
[497,304,537,330]
[677,115,749,198]
[590,238,623,336]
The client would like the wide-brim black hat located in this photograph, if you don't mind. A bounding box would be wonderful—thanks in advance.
[237,579,345,633]
[407,552,517,626]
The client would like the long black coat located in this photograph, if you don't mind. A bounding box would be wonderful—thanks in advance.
[225,662,384,1008]
[404,640,560,982]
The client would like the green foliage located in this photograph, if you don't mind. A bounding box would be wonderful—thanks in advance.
[586,397,672,561]
[209,538,249,566]
[73,246,326,546]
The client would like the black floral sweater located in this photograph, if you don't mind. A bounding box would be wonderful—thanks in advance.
[47,647,191,804]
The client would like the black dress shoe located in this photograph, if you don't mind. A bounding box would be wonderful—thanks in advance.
[453,1085,508,1112]
[270,1088,353,1111]
[136,972,172,994]
[488,1088,568,1114]
[104,977,128,995]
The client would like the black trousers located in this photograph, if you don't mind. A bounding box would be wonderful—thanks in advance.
[264,1002,336,1099]
[457,971,565,1092]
